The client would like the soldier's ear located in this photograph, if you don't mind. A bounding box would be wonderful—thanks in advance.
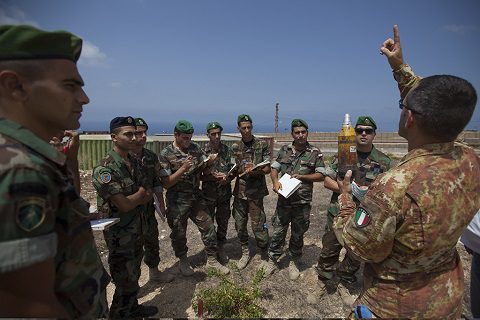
[110,133,117,142]
[0,70,28,101]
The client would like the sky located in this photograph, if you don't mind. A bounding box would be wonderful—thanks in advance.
[1,0,480,133]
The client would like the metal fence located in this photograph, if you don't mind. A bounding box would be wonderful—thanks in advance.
[78,134,274,170]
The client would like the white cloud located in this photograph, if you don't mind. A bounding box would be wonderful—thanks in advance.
[78,41,108,67]
[110,82,122,88]
[0,6,39,26]
[443,24,480,35]
[0,6,107,67]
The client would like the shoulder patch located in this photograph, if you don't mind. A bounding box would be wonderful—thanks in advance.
[16,197,46,232]
[354,207,371,228]
[99,172,112,184]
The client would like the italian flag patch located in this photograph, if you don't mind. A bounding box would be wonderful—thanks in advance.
[354,207,370,228]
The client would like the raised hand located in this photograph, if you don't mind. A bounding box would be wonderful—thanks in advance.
[380,25,404,70]
[181,155,194,171]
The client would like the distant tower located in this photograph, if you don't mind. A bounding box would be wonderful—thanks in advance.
[274,102,279,134]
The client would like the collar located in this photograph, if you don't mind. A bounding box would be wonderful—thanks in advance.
[171,141,191,157]
[0,118,66,166]
[287,141,312,153]
[108,149,132,166]
[398,142,455,165]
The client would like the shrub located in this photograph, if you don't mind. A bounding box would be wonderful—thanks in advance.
[192,264,266,318]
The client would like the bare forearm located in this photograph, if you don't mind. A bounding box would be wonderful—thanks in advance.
[270,169,279,184]
[296,172,324,183]
[324,176,340,192]
[162,168,187,189]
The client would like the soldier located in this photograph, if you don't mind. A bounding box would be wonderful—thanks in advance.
[159,120,230,276]
[132,118,174,283]
[0,25,108,318]
[264,119,326,280]
[93,117,157,318]
[231,114,271,269]
[333,25,479,318]
[201,121,234,263]
[316,115,392,287]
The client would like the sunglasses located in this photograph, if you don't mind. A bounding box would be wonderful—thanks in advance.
[399,100,422,115]
[355,128,375,135]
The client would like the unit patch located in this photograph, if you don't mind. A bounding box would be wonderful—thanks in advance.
[99,172,112,184]
[354,207,371,228]
[16,197,46,232]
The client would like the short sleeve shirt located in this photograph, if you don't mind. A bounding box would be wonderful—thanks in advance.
[271,142,325,205]
[0,119,108,318]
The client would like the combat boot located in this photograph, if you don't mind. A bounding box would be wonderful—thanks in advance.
[179,255,194,276]
[261,258,277,277]
[236,246,251,270]
[217,243,229,264]
[206,256,230,275]
[148,267,174,283]
[259,247,269,262]
[288,259,300,280]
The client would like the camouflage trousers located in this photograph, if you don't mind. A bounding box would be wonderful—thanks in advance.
[232,197,269,249]
[166,192,217,258]
[268,202,311,261]
[103,216,144,318]
[205,196,232,243]
[316,224,360,282]
[143,202,160,268]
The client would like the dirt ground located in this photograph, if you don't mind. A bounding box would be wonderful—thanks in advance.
[81,170,474,319]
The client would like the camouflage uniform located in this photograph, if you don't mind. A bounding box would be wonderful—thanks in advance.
[335,142,480,318]
[333,65,480,318]
[159,142,217,258]
[136,148,163,269]
[232,136,271,249]
[0,119,109,318]
[317,146,391,282]
[201,142,233,243]
[93,150,145,318]
[269,142,325,261]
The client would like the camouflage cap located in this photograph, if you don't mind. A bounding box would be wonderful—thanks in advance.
[291,118,308,130]
[175,120,194,134]
[0,24,82,62]
[355,116,377,130]
[134,117,148,129]
[237,114,252,124]
[110,116,136,133]
[206,121,223,132]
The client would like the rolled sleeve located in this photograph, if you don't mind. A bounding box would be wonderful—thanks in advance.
[0,232,57,273]
[271,161,281,170]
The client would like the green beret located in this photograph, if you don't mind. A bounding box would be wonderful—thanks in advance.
[291,118,308,130]
[110,116,136,133]
[175,120,194,134]
[206,121,223,132]
[135,117,148,129]
[0,25,82,62]
[237,114,252,124]
[355,116,377,130]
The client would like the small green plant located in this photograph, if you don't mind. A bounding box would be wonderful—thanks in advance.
[192,264,266,318]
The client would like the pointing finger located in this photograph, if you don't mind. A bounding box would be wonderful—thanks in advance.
[393,24,401,45]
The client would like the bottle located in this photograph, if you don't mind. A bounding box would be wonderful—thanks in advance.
[337,113,357,179]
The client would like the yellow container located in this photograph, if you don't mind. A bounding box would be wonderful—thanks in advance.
[337,114,357,178]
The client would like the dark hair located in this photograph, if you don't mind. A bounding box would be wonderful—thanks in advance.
[407,75,477,140]
[0,60,47,81]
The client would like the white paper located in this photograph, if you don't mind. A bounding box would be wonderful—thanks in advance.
[90,218,120,231]
[153,194,166,222]
[277,173,302,199]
